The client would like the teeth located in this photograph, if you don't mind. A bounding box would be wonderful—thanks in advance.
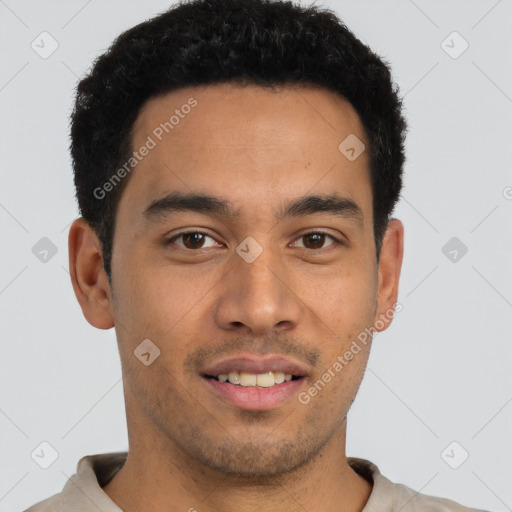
[216,371,294,387]
[274,372,285,384]
[239,372,257,386]
[256,371,274,387]
[228,372,240,385]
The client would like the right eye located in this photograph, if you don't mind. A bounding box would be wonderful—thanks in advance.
[165,230,223,251]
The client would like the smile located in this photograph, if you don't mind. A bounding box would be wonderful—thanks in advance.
[205,370,301,388]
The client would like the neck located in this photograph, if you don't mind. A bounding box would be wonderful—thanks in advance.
[102,419,372,512]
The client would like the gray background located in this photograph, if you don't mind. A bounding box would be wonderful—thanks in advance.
[1,0,511,510]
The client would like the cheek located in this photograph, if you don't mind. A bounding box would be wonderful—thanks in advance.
[292,261,377,334]
[145,266,222,335]
[297,348,371,417]
[113,239,214,323]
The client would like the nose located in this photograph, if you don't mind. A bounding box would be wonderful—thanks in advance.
[213,248,303,336]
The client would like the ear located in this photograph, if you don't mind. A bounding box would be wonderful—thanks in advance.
[373,218,404,332]
[68,218,114,329]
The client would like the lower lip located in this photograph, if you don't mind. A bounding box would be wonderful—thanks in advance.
[203,377,306,411]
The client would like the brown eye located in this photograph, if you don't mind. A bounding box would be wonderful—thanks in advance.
[168,231,220,250]
[182,233,206,249]
[293,232,338,250]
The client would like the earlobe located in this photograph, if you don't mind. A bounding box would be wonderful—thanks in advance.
[68,218,115,330]
[374,218,404,333]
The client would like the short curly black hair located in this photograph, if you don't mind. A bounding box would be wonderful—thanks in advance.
[71,0,407,281]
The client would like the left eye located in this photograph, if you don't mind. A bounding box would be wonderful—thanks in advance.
[291,232,338,250]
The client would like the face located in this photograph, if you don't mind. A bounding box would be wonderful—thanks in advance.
[75,83,402,478]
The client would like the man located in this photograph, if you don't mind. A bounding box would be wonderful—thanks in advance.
[26,0,488,510]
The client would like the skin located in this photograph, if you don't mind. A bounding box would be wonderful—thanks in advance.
[69,83,404,512]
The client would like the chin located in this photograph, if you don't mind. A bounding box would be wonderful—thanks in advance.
[180,425,332,479]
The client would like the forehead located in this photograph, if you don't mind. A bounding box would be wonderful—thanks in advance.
[120,83,371,223]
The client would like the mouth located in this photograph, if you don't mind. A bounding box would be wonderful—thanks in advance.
[199,356,310,411]
[203,371,303,388]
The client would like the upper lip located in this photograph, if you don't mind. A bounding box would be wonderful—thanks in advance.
[201,355,310,378]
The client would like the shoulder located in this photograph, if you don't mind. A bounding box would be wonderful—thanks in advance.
[389,479,490,512]
[348,457,490,512]
[24,493,62,512]
[22,452,126,512]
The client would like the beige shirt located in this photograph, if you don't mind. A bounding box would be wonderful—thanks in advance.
[24,452,489,512]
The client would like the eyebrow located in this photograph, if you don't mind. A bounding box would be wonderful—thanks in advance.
[142,191,364,225]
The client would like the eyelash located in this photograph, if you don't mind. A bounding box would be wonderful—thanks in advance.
[165,229,341,251]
